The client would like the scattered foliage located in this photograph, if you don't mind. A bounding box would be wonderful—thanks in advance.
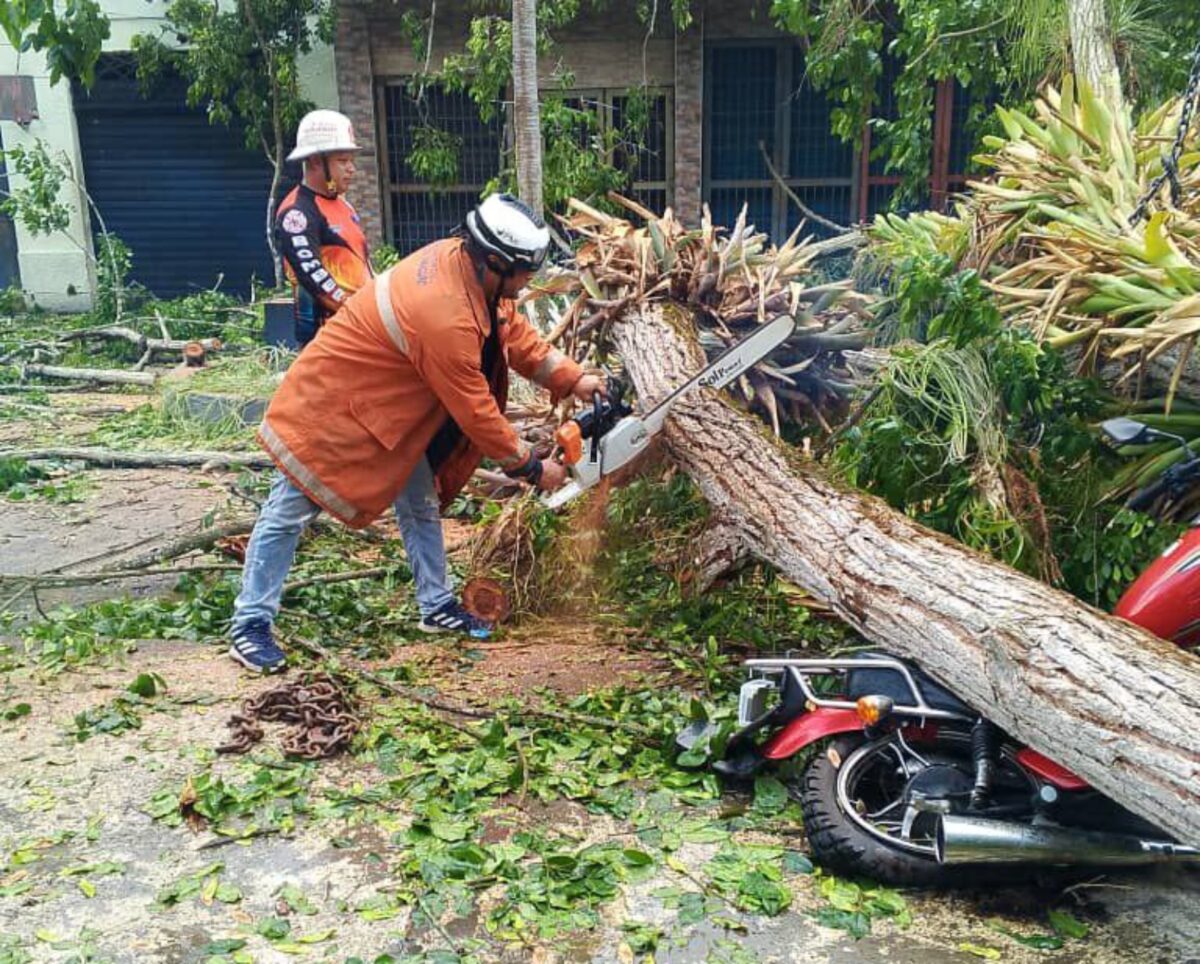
[0,458,93,504]
[837,249,1185,605]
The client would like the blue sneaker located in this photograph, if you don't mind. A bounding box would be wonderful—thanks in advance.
[228,620,288,674]
[418,601,493,640]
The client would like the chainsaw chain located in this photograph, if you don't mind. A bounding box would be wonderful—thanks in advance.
[217,674,359,759]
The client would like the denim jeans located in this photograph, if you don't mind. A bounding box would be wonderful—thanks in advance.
[231,459,455,632]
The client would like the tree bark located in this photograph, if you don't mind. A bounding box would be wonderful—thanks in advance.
[0,447,273,470]
[614,302,1200,846]
[60,326,222,356]
[23,364,155,387]
[512,0,544,214]
[1067,0,1123,106]
[684,517,749,594]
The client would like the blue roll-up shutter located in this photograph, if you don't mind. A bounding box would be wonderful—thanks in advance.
[72,55,274,299]
[0,128,19,291]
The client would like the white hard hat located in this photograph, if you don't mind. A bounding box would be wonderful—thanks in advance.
[287,109,360,162]
[465,193,550,272]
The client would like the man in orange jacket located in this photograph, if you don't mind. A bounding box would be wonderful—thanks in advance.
[276,109,372,347]
[229,194,604,673]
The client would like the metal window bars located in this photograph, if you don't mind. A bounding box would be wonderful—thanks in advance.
[379,81,672,253]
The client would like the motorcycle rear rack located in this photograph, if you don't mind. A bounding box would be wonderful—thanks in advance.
[742,656,974,724]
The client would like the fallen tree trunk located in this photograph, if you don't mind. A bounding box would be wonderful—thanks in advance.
[684,517,750,594]
[23,363,155,387]
[614,303,1200,846]
[0,447,273,470]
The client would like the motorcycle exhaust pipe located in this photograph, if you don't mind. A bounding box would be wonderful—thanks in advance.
[935,814,1200,866]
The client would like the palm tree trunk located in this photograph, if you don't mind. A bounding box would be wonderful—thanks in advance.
[1067,0,1123,106]
[512,0,543,214]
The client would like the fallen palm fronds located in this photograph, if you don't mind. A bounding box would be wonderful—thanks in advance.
[529,195,875,433]
[866,79,1200,408]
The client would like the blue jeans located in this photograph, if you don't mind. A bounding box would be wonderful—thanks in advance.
[231,460,455,631]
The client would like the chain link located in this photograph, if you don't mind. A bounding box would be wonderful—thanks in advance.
[1130,39,1200,225]
[217,673,359,759]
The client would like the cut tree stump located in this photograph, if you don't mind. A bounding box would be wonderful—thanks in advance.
[614,302,1200,846]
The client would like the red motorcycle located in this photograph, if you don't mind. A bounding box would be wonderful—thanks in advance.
[682,416,1200,885]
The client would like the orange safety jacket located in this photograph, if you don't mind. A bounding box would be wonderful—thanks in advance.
[258,238,583,527]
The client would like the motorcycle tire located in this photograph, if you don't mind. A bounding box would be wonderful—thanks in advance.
[796,734,965,887]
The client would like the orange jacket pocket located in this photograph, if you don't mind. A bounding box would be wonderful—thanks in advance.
[348,395,407,450]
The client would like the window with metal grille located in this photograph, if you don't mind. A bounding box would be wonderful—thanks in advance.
[611,91,671,214]
[704,44,851,241]
[379,82,503,254]
[380,83,672,251]
[550,88,673,214]
[705,42,994,235]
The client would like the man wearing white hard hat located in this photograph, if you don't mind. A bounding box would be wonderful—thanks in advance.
[276,109,372,347]
[227,194,606,673]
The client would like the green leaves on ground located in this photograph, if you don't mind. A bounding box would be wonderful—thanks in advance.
[21,573,238,673]
[145,761,314,837]
[813,874,911,939]
[487,840,659,940]
[69,674,167,741]
[704,843,793,916]
[127,672,167,697]
[154,862,241,908]
[750,775,789,816]
[988,908,1090,951]
[599,474,841,664]
[276,883,319,915]
[1047,909,1089,939]
[0,458,92,504]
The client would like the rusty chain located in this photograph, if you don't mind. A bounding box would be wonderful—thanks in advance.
[217,673,359,759]
[1130,38,1200,225]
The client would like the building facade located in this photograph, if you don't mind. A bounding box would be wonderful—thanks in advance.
[2,0,986,309]
[0,1,336,309]
[335,0,989,255]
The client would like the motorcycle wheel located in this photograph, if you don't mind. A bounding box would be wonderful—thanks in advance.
[796,732,1034,887]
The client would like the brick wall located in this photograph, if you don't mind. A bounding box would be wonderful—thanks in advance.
[335,5,384,249]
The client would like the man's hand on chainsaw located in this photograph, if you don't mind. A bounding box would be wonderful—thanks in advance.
[537,459,568,492]
[570,373,607,403]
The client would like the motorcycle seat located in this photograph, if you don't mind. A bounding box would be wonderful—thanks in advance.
[845,655,973,717]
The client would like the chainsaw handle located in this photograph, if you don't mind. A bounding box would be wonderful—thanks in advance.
[590,390,603,463]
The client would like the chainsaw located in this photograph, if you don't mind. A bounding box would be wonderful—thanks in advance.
[544,314,796,508]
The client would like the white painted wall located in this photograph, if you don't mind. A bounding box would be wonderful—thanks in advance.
[0,1,337,311]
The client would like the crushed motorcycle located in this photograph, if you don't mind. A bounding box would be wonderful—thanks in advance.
[676,416,1200,885]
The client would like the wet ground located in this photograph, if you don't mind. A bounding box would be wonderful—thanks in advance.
[2,396,1199,963]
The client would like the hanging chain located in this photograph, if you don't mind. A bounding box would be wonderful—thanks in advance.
[1130,38,1200,225]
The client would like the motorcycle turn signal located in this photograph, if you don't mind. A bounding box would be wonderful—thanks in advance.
[856,694,895,726]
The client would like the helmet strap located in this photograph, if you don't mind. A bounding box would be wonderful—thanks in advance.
[486,254,516,280]
[321,154,336,196]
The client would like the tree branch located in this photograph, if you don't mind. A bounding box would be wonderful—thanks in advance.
[757,141,850,234]
[906,15,1009,71]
